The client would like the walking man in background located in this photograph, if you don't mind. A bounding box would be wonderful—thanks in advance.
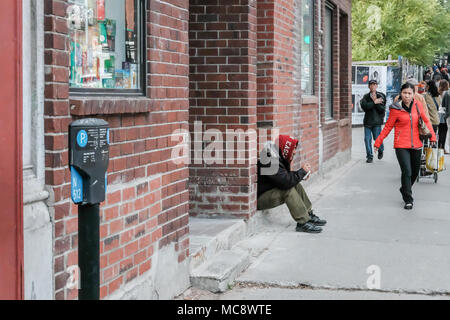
[361,79,387,163]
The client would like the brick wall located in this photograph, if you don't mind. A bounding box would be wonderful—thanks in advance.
[339,7,352,152]
[255,0,352,174]
[44,0,190,300]
[189,0,258,219]
[256,0,302,170]
[188,0,352,219]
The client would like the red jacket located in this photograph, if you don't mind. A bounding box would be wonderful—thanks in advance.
[374,99,436,149]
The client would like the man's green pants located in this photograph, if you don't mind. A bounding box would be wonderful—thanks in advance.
[257,183,312,224]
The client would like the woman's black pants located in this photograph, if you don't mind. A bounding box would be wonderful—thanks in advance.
[433,123,449,149]
[438,123,448,149]
[395,148,422,203]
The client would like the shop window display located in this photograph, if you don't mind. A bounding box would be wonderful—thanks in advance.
[68,0,143,91]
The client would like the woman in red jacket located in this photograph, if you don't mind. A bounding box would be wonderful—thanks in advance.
[374,83,437,210]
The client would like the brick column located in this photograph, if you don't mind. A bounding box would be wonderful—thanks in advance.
[256,0,302,169]
[189,0,258,219]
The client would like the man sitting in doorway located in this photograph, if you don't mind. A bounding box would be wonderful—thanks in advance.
[257,135,327,233]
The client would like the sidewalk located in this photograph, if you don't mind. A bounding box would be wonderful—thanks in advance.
[180,127,450,300]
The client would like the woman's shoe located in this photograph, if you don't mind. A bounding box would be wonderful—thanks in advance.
[404,203,413,210]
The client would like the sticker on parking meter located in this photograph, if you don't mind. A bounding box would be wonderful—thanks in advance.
[71,166,83,203]
[107,129,110,145]
[77,130,88,148]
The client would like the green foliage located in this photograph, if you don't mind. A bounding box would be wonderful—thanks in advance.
[352,0,450,65]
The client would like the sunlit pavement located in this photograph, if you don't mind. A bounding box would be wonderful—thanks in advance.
[184,127,450,300]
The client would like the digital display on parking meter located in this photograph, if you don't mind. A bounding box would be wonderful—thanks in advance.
[69,119,110,205]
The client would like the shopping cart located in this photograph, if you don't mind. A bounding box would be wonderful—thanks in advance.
[417,134,439,184]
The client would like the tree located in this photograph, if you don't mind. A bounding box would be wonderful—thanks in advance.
[352,0,450,65]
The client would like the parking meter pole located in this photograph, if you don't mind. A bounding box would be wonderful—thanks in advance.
[78,203,100,300]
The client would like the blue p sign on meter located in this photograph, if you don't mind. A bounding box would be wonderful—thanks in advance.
[77,130,88,148]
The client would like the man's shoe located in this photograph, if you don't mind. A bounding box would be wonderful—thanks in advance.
[404,203,413,210]
[366,158,373,163]
[378,151,384,160]
[309,210,327,226]
[296,222,322,233]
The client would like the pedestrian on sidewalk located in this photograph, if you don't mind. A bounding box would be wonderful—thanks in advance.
[441,80,450,153]
[360,79,386,163]
[424,69,432,81]
[395,78,430,121]
[257,135,326,233]
[441,68,449,82]
[374,83,437,210]
[437,80,449,150]
[424,80,442,136]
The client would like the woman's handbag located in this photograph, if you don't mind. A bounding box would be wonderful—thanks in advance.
[415,103,432,140]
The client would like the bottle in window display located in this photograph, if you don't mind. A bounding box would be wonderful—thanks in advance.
[130,64,137,89]
[125,0,137,63]
[99,22,108,48]
[115,70,125,89]
[70,42,77,86]
[106,19,116,52]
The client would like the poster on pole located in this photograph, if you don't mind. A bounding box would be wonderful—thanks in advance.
[352,65,388,125]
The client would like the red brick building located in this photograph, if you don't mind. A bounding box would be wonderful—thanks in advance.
[9,0,351,300]
[188,0,352,220]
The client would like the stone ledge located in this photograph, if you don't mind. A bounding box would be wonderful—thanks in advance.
[69,97,152,116]
[301,95,319,105]
[339,118,351,127]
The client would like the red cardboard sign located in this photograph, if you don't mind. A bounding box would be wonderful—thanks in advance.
[97,0,105,21]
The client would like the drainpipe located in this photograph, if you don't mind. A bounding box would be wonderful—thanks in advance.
[318,0,324,172]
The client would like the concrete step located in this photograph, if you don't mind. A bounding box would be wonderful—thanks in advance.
[190,247,250,293]
[189,218,247,271]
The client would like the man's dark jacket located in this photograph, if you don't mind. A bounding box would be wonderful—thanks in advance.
[257,143,308,198]
[360,91,386,127]
[444,90,450,121]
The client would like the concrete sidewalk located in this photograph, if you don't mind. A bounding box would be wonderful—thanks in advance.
[180,127,450,300]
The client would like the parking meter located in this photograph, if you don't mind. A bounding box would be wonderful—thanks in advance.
[69,118,110,204]
[69,118,109,300]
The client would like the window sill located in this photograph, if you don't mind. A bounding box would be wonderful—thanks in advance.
[339,118,351,127]
[301,95,319,105]
[323,119,338,129]
[70,96,151,116]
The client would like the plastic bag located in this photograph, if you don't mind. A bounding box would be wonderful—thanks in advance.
[438,148,446,172]
[426,147,446,172]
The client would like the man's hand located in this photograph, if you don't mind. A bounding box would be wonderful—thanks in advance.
[374,146,379,153]
[301,163,312,181]
[374,98,383,104]
[302,163,311,172]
